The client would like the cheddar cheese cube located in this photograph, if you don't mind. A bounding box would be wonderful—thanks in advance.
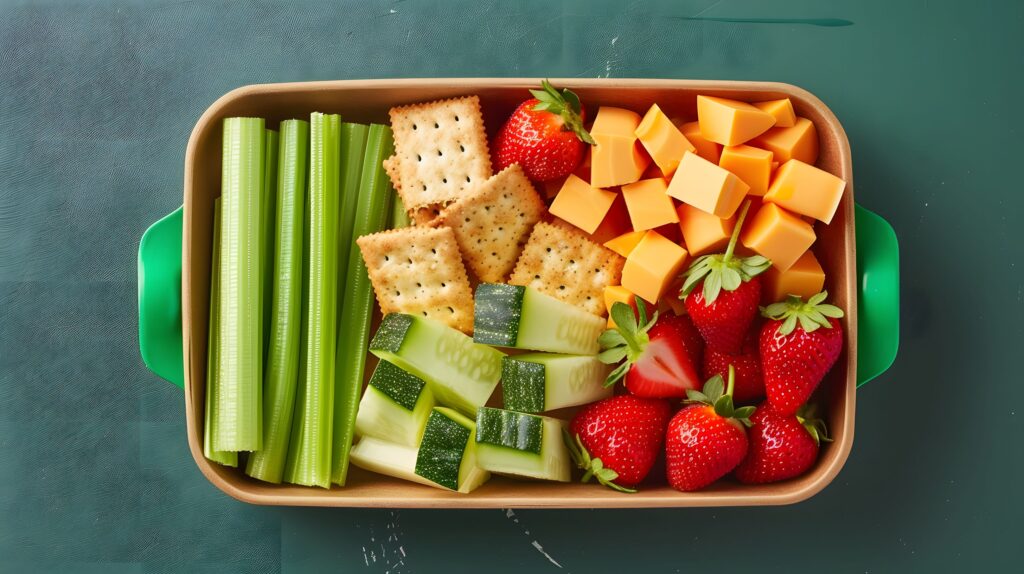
[621,230,689,303]
[667,151,749,219]
[604,285,638,328]
[719,145,774,197]
[604,230,647,258]
[591,107,650,188]
[751,117,818,165]
[753,98,796,128]
[740,202,815,272]
[676,202,735,256]
[549,174,617,234]
[696,95,777,146]
[621,177,679,231]
[589,192,633,245]
[680,121,723,164]
[762,250,825,304]
[764,159,847,224]
[635,103,695,177]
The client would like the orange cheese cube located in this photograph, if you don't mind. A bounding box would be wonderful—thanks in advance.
[719,145,774,197]
[635,103,695,177]
[740,203,816,272]
[667,151,749,219]
[697,95,776,146]
[762,250,825,304]
[591,107,650,188]
[676,202,735,256]
[604,230,647,258]
[680,121,723,164]
[764,159,847,224]
[751,117,818,165]
[602,284,651,329]
[754,98,796,128]
[621,231,689,303]
[549,174,617,234]
[621,177,678,231]
[589,192,632,245]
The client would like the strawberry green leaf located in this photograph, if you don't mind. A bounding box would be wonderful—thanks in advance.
[598,329,627,349]
[817,304,845,318]
[528,79,595,145]
[635,295,649,327]
[685,389,710,403]
[563,430,637,494]
[703,375,725,403]
[597,346,628,364]
[713,394,734,418]
[603,361,630,387]
[679,200,769,305]
[762,291,845,336]
[733,406,756,419]
[798,313,818,333]
[782,315,799,335]
[722,266,742,291]
[562,88,583,115]
[610,302,639,336]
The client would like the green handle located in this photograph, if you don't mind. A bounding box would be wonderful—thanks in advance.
[136,203,900,391]
[854,204,900,386]
[137,206,185,388]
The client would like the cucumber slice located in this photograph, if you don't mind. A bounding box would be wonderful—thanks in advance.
[473,284,605,355]
[415,407,490,493]
[349,436,438,488]
[501,353,613,413]
[474,407,571,482]
[369,313,504,416]
[354,360,435,447]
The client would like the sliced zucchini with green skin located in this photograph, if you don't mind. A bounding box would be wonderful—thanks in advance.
[369,313,504,416]
[473,284,605,355]
[414,407,490,493]
[501,353,613,413]
[349,436,438,488]
[474,407,571,482]
[354,360,435,447]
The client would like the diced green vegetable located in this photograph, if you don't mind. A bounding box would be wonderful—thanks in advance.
[354,360,435,447]
[204,199,237,467]
[369,313,505,416]
[284,112,341,488]
[330,124,396,486]
[501,353,613,413]
[475,407,570,482]
[261,128,279,357]
[213,117,265,452]
[414,408,490,493]
[246,120,308,483]
[473,283,605,355]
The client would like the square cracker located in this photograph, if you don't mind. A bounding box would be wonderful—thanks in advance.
[357,226,474,333]
[510,221,625,316]
[384,155,444,226]
[389,96,492,210]
[435,164,546,283]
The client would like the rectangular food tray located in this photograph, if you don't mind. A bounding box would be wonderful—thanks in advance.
[180,78,858,507]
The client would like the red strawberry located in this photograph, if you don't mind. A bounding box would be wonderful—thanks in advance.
[665,312,704,367]
[493,80,594,182]
[759,292,845,415]
[566,395,672,491]
[598,298,702,398]
[702,336,764,404]
[735,403,830,484]
[681,201,772,354]
[665,366,754,491]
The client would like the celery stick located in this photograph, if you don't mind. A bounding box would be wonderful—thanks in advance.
[330,124,396,485]
[390,193,411,229]
[336,123,369,303]
[204,199,237,467]
[214,117,264,452]
[282,190,311,485]
[261,128,279,359]
[246,120,308,483]
[284,112,341,488]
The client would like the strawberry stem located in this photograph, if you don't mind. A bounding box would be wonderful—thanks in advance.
[723,200,752,263]
[725,364,736,398]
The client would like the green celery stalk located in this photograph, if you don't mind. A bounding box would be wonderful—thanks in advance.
[282,190,311,485]
[335,123,369,306]
[261,128,279,358]
[330,124,396,485]
[204,199,237,467]
[284,112,341,488]
[390,192,411,229]
[214,117,264,452]
[246,120,308,483]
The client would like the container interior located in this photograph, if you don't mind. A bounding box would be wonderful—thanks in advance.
[182,79,857,507]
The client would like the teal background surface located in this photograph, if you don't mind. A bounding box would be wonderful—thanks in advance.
[2,0,1022,572]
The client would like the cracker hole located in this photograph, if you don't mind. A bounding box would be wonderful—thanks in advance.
[569,259,576,265]
[441,282,447,287]
[460,144,466,152]
[455,115,460,122]
[466,176,471,183]
[416,154,422,162]
[384,255,389,262]
[447,306,455,313]
[546,247,552,253]
[442,178,448,184]
[434,122,439,129]
[413,124,418,130]
[422,311,428,316]
[464,218,470,223]
[422,185,427,191]
[534,274,540,280]
[416,282,422,287]
[559,285,566,290]
[407,258,413,265]
[431,248,437,254]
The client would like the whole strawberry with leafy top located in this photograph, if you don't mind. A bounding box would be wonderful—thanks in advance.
[598,298,702,399]
[493,79,595,182]
[735,403,830,484]
[759,292,845,416]
[566,395,672,492]
[681,200,772,354]
[666,366,755,491]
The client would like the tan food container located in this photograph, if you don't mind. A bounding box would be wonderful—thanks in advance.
[179,79,859,507]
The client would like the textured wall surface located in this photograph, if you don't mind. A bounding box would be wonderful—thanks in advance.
[1,0,1022,572]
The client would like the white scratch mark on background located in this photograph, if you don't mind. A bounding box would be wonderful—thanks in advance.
[503,509,564,569]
